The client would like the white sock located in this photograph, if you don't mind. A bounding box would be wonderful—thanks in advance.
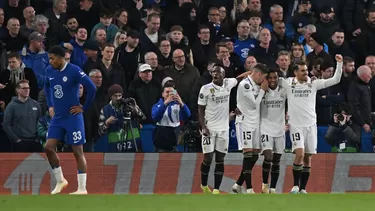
[52,167,64,183]
[77,173,87,191]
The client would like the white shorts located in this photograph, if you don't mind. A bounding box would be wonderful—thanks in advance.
[260,134,285,154]
[201,130,229,154]
[235,121,260,150]
[290,124,317,154]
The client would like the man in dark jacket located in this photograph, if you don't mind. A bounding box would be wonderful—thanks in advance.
[128,64,161,124]
[347,65,372,144]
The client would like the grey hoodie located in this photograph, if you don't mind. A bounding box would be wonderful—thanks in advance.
[3,97,41,142]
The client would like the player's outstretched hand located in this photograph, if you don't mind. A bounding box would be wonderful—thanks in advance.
[70,105,83,115]
[335,54,343,63]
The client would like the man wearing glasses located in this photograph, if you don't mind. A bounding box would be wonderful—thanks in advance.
[3,79,42,152]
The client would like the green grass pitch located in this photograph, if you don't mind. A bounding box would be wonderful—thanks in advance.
[0,194,373,211]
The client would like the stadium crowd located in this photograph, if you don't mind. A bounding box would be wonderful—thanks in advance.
[0,0,374,153]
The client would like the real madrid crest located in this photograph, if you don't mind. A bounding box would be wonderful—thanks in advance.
[210,88,215,97]
[63,76,68,82]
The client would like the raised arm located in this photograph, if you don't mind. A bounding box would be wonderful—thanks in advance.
[315,55,343,90]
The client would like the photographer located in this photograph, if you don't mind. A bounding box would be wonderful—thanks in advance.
[325,103,358,152]
[97,84,146,152]
[151,84,191,152]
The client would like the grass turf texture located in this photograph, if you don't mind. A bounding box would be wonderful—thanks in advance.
[0,194,372,211]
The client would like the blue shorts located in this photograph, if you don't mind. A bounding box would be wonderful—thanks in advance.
[47,114,86,146]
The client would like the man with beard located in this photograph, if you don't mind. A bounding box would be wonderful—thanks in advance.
[198,64,238,194]
[60,16,79,43]
[62,27,88,69]
[356,8,375,65]
[280,55,343,194]
[315,5,340,43]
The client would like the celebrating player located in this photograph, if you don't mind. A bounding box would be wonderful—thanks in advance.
[259,70,287,194]
[280,55,343,194]
[232,64,269,194]
[198,65,238,194]
[44,45,97,195]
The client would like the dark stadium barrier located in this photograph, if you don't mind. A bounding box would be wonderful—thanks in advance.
[0,153,374,195]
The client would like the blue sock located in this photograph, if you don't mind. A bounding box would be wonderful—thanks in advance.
[51,166,60,169]
[77,170,85,174]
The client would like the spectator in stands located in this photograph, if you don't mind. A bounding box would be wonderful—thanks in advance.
[92,44,126,92]
[60,16,78,42]
[113,30,127,49]
[348,65,372,147]
[179,2,199,45]
[142,52,165,83]
[220,37,243,75]
[306,32,332,70]
[75,0,100,34]
[19,6,35,38]
[342,0,368,39]
[114,30,142,87]
[3,0,26,25]
[82,40,99,74]
[98,84,145,152]
[192,25,213,74]
[3,79,41,152]
[128,64,161,124]
[316,61,345,125]
[0,8,5,37]
[298,24,328,55]
[263,4,295,39]
[328,29,354,61]
[44,0,67,47]
[247,10,262,39]
[309,57,324,78]
[0,52,38,105]
[158,39,173,67]
[32,15,50,49]
[83,69,107,152]
[290,42,306,65]
[20,31,49,90]
[340,56,356,99]
[237,0,262,21]
[276,51,291,78]
[325,102,358,152]
[249,28,278,69]
[113,8,129,32]
[290,0,316,36]
[271,20,292,52]
[207,7,226,44]
[140,13,165,54]
[91,9,118,44]
[233,20,257,65]
[356,8,375,65]
[62,26,87,68]
[315,5,340,43]
[92,28,106,50]
[164,49,200,110]
[168,25,193,64]
[64,50,71,62]
[244,56,257,72]
[218,6,234,39]
[152,83,191,152]
[1,18,27,52]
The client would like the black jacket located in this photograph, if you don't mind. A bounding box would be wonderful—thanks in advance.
[347,76,372,126]
[127,78,161,124]
[91,60,127,92]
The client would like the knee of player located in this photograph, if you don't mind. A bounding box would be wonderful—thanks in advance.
[203,152,214,165]
[215,152,226,163]
[303,154,312,166]
[272,153,282,164]
[262,150,273,162]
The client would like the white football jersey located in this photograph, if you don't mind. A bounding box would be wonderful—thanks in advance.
[260,86,287,137]
[236,76,265,129]
[198,78,238,131]
[280,62,343,127]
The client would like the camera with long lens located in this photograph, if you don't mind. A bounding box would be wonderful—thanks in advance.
[337,114,345,122]
[119,98,135,120]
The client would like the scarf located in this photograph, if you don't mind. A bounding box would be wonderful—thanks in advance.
[8,63,26,85]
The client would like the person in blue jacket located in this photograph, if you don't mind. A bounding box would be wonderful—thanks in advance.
[152,84,191,152]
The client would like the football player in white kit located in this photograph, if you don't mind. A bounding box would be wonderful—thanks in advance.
[198,65,239,194]
[259,69,287,194]
[232,64,269,194]
[279,54,343,194]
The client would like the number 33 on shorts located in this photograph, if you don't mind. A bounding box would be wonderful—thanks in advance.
[71,131,84,145]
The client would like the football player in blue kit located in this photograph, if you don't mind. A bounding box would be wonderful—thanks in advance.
[44,45,96,195]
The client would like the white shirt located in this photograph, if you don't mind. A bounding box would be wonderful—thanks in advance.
[260,86,287,137]
[236,76,265,129]
[280,62,343,127]
[198,78,238,131]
